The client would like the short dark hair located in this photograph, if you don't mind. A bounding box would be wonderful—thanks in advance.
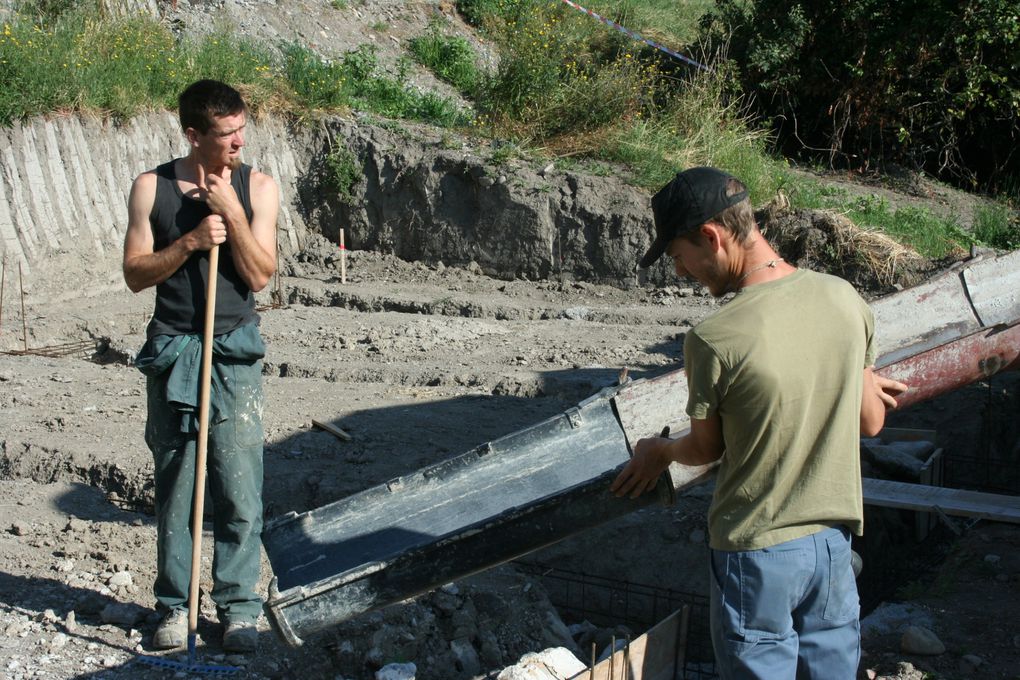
[178,80,247,134]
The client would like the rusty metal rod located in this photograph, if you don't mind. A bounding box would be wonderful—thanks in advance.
[589,642,596,680]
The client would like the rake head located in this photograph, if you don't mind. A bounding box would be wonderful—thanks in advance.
[135,635,241,675]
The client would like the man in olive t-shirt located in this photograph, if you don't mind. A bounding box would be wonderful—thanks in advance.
[611,167,907,679]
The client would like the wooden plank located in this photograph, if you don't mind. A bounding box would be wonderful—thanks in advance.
[863,478,1020,524]
[311,419,352,442]
[567,609,683,680]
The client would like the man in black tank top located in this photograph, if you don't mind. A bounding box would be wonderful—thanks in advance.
[123,80,279,654]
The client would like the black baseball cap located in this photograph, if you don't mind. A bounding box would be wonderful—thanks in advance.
[639,167,748,268]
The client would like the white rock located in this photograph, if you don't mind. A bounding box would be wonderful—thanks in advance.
[375,662,416,680]
[107,572,133,588]
[497,647,586,680]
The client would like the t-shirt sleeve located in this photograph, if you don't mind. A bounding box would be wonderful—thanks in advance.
[861,297,876,367]
[683,331,725,419]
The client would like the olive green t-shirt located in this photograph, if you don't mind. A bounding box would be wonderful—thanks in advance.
[684,269,875,551]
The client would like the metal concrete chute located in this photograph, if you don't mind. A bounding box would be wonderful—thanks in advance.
[872,248,1020,407]
[261,248,1020,647]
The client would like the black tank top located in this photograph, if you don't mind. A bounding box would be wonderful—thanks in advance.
[146,159,259,338]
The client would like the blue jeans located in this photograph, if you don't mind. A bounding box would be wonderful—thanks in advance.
[709,526,860,680]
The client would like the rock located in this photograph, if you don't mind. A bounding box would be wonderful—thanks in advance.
[860,602,933,637]
[375,662,416,680]
[983,554,1001,564]
[10,521,30,536]
[100,603,145,626]
[478,630,503,667]
[107,571,133,588]
[900,625,945,655]
[959,654,983,673]
[561,306,590,320]
[75,593,107,616]
[497,647,585,680]
[688,528,706,544]
[432,590,461,615]
[64,518,89,533]
[450,637,481,676]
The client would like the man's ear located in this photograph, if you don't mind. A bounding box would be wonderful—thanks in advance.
[185,127,199,148]
[700,222,725,251]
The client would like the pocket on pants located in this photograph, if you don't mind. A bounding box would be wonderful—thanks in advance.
[229,363,264,449]
[712,546,809,642]
[823,528,860,622]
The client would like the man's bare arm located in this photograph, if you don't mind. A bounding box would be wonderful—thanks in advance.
[861,367,908,437]
[122,172,226,293]
[610,414,725,499]
[206,169,278,292]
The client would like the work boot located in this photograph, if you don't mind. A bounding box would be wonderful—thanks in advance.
[222,621,258,653]
[152,608,188,650]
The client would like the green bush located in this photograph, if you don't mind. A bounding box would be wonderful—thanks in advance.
[324,144,363,205]
[701,0,1020,191]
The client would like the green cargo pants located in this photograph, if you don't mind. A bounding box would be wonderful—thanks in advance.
[140,327,265,624]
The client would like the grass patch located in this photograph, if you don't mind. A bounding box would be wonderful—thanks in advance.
[787,182,975,259]
[409,25,481,95]
[973,204,1020,250]
[283,42,469,126]
[578,0,716,49]
[0,7,279,123]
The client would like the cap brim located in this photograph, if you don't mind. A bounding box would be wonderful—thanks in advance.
[639,235,669,269]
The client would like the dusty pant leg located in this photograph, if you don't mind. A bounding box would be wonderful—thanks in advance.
[709,535,816,680]
[793,526,861,680]
[207,359,265,624]
[146,373,195,612]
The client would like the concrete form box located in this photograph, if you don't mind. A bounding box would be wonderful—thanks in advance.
[866,427,944,541]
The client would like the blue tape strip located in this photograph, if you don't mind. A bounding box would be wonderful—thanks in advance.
[558,0,709,71]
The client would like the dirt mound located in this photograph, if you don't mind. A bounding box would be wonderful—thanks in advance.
[760,200,937,296]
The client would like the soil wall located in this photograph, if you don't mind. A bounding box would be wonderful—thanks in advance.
[0,112,662,304]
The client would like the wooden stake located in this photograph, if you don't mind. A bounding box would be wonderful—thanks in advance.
[589,642,596,680]
[339,228,347,284]
[312,418,353,442]
[18,261,27,351]
[0,256,6,337]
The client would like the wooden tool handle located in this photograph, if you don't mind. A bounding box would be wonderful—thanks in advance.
[188,244,219,636]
